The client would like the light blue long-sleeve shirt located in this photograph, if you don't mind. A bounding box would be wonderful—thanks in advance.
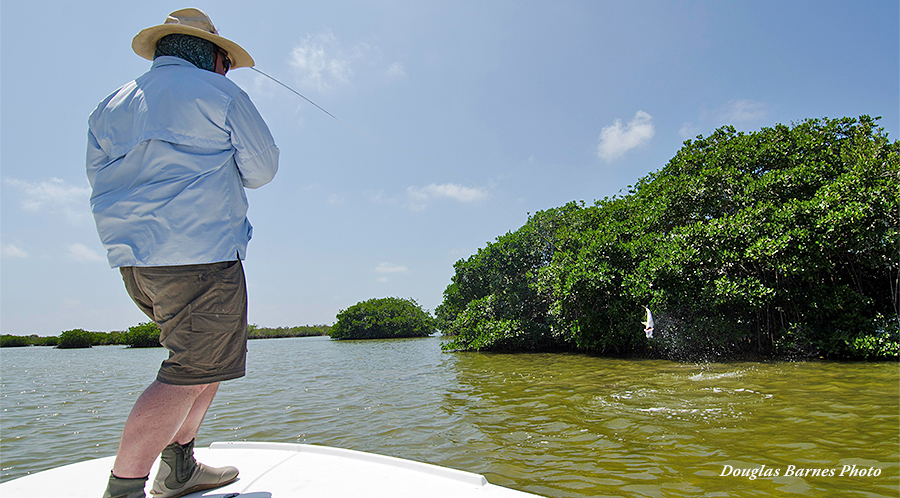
[87,56,279,268]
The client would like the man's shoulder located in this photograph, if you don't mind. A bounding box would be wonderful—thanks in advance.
[142,59,244,97]
[89,78,139,123]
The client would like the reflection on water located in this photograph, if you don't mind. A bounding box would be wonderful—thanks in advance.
[1,337,897,497]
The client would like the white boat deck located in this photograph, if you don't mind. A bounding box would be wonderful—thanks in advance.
[1,441,544,497]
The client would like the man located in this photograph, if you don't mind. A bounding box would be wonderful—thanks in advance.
[87,8,279,498]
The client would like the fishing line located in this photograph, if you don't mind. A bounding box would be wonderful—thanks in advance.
[250,67,523,223]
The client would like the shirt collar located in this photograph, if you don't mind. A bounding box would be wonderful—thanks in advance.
[151,56,200,70]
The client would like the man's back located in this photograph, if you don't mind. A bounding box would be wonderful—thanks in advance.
[87,56,278,268]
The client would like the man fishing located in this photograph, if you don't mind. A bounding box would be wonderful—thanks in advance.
[87,8,279,498]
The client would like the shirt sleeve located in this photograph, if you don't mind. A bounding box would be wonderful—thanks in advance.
[226,91,280,189]
[85,127,110,188]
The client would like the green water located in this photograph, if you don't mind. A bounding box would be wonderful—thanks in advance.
[1,336,897,497]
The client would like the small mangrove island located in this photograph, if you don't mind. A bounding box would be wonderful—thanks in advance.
[330,297,436,340]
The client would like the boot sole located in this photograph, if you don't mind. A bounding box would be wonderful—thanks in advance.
[150,474,238,498]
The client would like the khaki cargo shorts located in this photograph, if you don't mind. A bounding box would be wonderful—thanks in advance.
[120,260,248,385]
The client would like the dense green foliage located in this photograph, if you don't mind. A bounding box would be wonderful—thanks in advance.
[0,334,29,347]
[41,335,60,346]
[331,297,436,340]
[248,324,331,339]
[91,330,122,346]
[9,334,61,347]
[57,329,96,349]
[439,116,899,360]
[121,322,162,348]
[54,330,120,347]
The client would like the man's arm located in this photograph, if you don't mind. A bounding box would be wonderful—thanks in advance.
[227,91,279,189]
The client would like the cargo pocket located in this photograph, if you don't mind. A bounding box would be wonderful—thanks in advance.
[189,312,247,373]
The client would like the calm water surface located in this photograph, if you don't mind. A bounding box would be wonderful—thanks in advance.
[1,336,897,497]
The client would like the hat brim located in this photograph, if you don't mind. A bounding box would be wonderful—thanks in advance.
[132,24,254,69]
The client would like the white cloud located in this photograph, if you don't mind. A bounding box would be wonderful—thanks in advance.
[407,183,487,204]
[67,243,105,262]
[375,262,408,273]
[716,99,769,123]
[327,193,344,206]
[597,111,655,162]
[5,177,91,224]
[1,243,28,258]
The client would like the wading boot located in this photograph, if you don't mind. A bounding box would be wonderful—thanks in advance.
[150,439,238,498]
[102,473,148,498]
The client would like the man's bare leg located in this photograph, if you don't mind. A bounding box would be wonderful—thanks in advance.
[169,383,219,446]
[111,381,215,478]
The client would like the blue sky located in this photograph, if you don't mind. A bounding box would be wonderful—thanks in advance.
[2,1,898,336]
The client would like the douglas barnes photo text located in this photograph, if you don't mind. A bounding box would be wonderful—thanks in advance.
[720,464,883,480]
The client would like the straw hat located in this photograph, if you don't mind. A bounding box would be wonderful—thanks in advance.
[132,8,254,68]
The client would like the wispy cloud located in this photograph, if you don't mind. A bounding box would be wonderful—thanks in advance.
[678,122,702,140]
[288,29,406,92]
[679,99,771,139]
[447,247,474,259]
[716,99,770,123]
[374,261,407,283]
[67,243,105,262]
[1,243,28,258]
[289,29,353,92]
[4,177,91,224]
[597,111,655,162]
[367,189,399,205]
[407,183,487,206]
[375,262,408,273]
[386,62,407,80]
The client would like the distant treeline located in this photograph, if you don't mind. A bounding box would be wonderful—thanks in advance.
[1,323,331,349]
[0,334,60,347]
[0,328,130,349]
[248,324,331,339]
